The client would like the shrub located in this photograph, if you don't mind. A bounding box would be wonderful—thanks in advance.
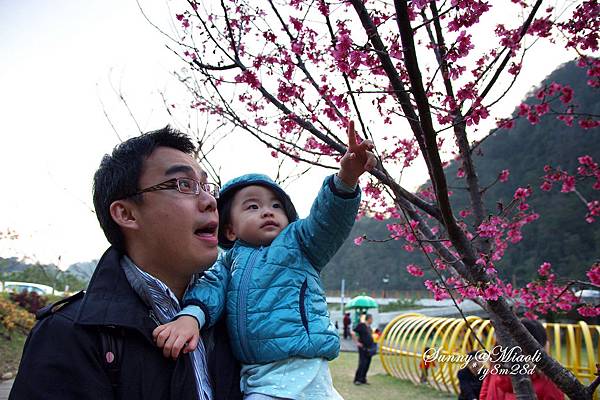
[0,296,35,338]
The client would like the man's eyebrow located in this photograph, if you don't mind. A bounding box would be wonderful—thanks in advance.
[164,165,195,176]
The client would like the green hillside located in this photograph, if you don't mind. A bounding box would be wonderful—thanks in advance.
[322,60,600,292]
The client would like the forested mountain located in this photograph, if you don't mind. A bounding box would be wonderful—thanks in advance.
[321,60,600,292]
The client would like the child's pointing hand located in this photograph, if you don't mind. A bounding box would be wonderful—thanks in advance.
[338,120,377,187]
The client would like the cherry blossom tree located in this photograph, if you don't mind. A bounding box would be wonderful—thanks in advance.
[156,0,600,397]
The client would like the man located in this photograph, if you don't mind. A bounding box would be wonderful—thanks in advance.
[352,313,375,385]
[10,127,242,399]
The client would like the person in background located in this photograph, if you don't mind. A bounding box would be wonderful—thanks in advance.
[352,313,376,385]
[479,319,564,400]
[420,347,436,383]
[343,312,352,339]
[458,351,485,400]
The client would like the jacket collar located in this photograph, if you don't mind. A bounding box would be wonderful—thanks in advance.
[74,247,158,344]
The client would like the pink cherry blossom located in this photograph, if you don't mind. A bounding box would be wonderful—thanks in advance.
[406,264,424,277]
[483,284,502,301]
[586,263,600,285]
[538,262,552,277]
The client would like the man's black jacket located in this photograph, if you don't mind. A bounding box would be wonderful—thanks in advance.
[9,247,242,400]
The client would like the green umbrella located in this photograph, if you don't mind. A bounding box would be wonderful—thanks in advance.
[345,295,378,310]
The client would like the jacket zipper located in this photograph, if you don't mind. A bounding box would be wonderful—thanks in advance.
[299,278,309,333]
[238,247,261,361]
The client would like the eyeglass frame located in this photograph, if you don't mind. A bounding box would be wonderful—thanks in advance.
[123,177,220,199]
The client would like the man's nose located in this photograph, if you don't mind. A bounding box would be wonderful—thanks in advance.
[197,190,217,212]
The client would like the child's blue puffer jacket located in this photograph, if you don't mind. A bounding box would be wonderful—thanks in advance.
[183,174,360,364]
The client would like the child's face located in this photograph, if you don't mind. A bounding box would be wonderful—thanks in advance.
[225,185,290,247]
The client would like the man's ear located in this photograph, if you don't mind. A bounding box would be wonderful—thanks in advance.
[225,224,237,242]
[109,200,139,231]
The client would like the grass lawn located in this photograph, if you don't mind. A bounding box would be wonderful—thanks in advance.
[331,352,454,400]
[0,330,27,376]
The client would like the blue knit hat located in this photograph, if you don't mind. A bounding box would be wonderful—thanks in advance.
[217,173,299,248]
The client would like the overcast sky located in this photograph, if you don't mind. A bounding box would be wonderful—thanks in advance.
[0,0,575,267]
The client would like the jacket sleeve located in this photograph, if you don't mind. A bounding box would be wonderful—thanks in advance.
[293,174,361,271]
[181,251,231,329]
[9,314,114,400]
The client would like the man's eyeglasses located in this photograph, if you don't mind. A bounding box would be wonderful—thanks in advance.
[127,178,220,199]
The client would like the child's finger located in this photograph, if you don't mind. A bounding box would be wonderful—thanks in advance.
[364,152,377,171]
[152,325,167,339]
[347,120,357,150]
[170,336,188,359]
[162,334,178,359]
[155,327,171,348]
[187,334,200,353]
[360,139,375,151]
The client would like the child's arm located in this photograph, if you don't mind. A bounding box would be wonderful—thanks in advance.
[181,251,232,329]
[152,252,232,359]
[153,316,200,359]
[295,120,376,269]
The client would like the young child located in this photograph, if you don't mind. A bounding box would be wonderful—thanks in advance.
[153,121,376,399]
[419,347,436,384]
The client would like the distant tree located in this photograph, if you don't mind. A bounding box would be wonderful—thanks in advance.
[6,264,86,293]
[157,1,600,397]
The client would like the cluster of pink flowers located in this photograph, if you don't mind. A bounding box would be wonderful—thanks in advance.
[581,57,600,88]
[465,103,490,126]
[518,262,579,316]
[424,280,451,301]
[235,70,261,89]
[558,0,600,52]
[406,264,424,277]
[384,138,419,167]
[277,80,304,103]
[586,263,600,285]
[499,169,510,183]
[385,220,420,243]
[578,305,600,317]
[445,31,474,62]
[277,114,299,137]
[474,187,538,262]
[587,200,600,223]
[176,13,191,29]
[495,24,522,55]
[303,136,335,155]
[447,0,491,31]
[541,157,600,222]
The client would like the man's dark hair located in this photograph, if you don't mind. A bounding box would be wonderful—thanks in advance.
[521,318,548,346]
[93,126,196,252]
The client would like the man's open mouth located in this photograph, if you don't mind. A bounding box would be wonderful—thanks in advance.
[194,222,218,237]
